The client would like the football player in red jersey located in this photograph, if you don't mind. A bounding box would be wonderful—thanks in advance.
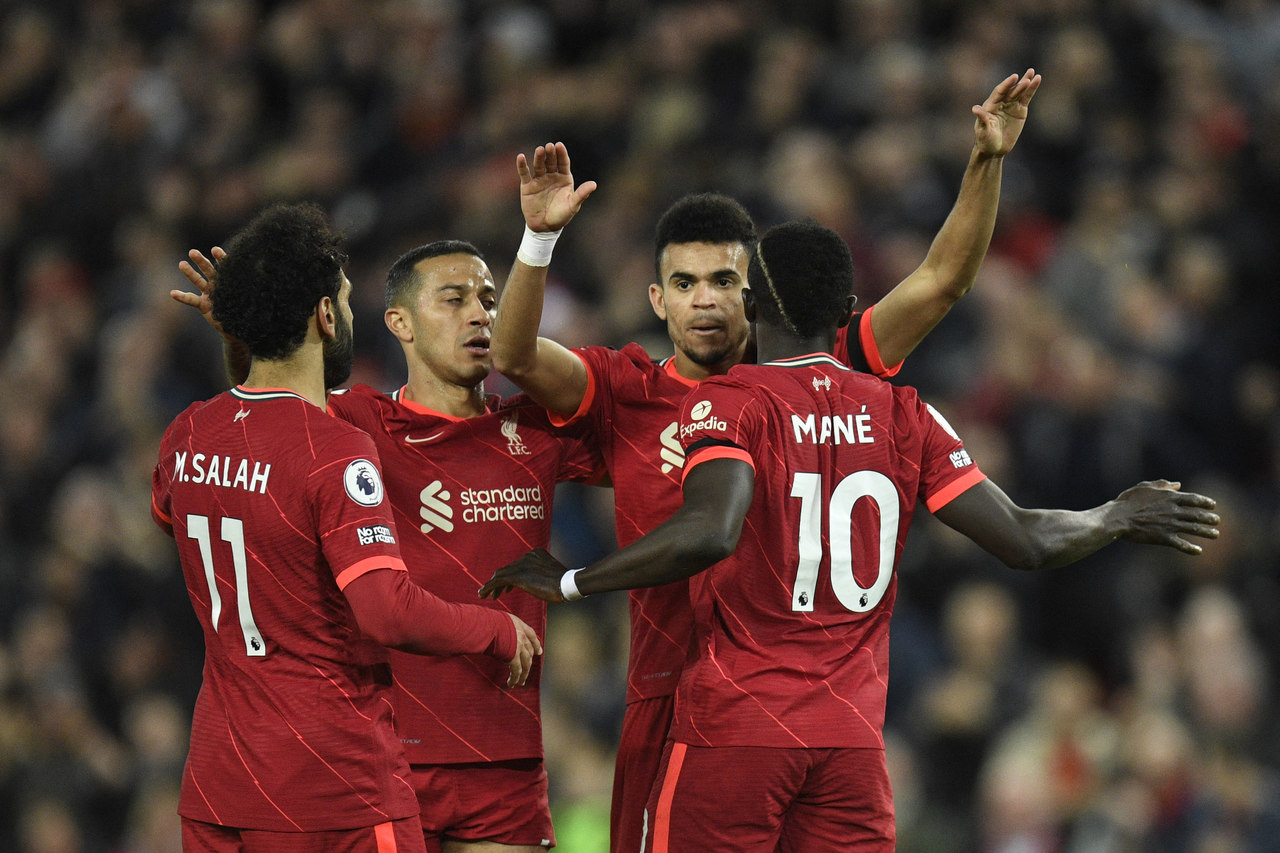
[482,219,1220,852]
[490,70,1041,853]
[153,203,538,853]
[176,237,601,851]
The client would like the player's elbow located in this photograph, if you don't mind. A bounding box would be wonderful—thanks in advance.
[990,534,1054,572]
[489,342,534,378]
[680,518,742,567]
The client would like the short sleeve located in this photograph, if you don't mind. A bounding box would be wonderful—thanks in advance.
[836,305,902,378]
[677,380,762,473]
[308,430,408,588]
[913,397,986,512]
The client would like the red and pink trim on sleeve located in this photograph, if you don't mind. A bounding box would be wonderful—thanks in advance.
[682,446,755,482]
[859,305,903,378]
[924,467,987,513]
[335,555,408,589]
[548,350,598,427]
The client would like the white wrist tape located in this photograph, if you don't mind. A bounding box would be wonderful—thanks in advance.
[560,568,585,601]
[516,225,562,267]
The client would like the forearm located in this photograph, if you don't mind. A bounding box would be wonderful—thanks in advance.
[1003,504,1124,571]
[491,259,588,417]
[491,259,548,378]
[346,569,517,658]
[576,507,738,595]
[919,147,1004,297]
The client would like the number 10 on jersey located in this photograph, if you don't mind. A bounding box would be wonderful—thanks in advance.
[789,471,898,613]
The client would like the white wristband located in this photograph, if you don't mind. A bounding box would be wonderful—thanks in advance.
[516,225,561,267]
[560,568,585,601]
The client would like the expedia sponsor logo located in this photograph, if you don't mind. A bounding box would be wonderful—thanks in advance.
[357,524,396,546]
[679,400,727,440]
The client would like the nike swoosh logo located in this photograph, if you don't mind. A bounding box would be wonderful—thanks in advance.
[405,432,444,444]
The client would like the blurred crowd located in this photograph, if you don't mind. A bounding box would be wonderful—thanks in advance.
[1,1,1278,851]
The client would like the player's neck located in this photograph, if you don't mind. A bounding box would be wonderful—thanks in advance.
[402,371,487,419]
[243,353,327,409]
[753,326,835,364]
[671,344,745,382]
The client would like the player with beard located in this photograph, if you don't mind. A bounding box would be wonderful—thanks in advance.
[175,237,604,850]
[482,219,1220,851]
[491,70,1040,853]
[152,203,539,852]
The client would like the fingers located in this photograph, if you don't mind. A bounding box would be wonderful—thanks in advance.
[190,249,218,279]
[477,579,506,599]
[169,289,202,307]
[507,646,531,687]
[516,152,532,183]
[177,261,205,289]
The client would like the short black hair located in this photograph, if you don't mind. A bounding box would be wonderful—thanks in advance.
[212,202,348,361]
[747,220,855,339]
[653,192,757,282]
[385,240,484,310]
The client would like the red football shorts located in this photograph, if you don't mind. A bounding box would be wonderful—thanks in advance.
[611,694,675,853]
[411,758,554,850]
[181,816,426,853]
[644,742,895,853]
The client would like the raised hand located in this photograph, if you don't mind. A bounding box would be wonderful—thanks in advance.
[479,548,570,602]
[972,68,1041,157]
[517,141,598,233]
[504,614,543,687]
[173,247,227,334]
[1113,480,1220,554]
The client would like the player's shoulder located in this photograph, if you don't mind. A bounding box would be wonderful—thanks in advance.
[491,392,558,423]
[573,341,655,371]
[327,382,390,412]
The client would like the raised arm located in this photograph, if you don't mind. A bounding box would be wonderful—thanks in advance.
[868,68,1042,368]
[932,478,1219,571]
[490,141,597,418]
[480,456,756,601]
[174,246,251,386]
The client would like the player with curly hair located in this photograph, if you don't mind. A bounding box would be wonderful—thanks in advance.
[154,202,540,853]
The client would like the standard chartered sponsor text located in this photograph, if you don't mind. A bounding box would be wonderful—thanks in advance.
[460,484,545,523]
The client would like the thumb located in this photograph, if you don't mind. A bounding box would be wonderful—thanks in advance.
[575,180,599,205]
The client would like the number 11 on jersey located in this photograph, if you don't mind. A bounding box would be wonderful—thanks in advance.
[789,471,898,614]
[186,514,267,656]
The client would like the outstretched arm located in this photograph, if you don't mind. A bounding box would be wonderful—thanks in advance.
[173,246,251,386]
[868,69,1042,369]
[480,456,756,601]
[932,478,1219,571]
[490,141,598,419]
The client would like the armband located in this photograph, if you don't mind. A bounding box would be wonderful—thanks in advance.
[560,568,585,602]
[516,225,562,267]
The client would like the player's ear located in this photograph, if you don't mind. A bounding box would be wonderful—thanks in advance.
[648,282,667,321]
[742,287,756,324]
[316,296,337,339]
[836,295,856,328]
[385,305,413,342]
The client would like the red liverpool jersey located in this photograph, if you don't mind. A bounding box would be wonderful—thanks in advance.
[562,309,893,704]
[327,384,603,764]
[151,387,419,831]
[670,354,986,748]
